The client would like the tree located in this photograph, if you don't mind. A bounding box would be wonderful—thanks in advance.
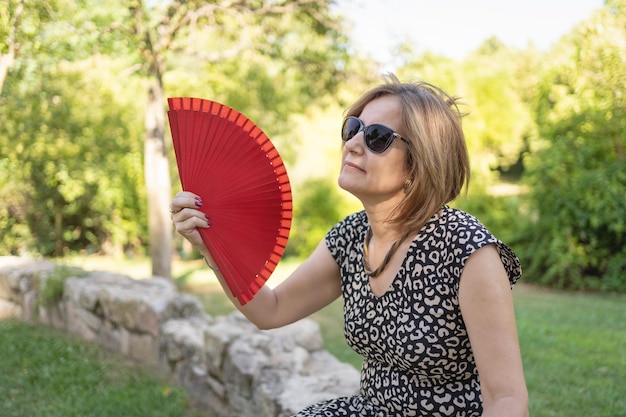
[286,178,347,258]
[0,0,59,94]
[0,56,146,257]
[397,41,535,188]
[519,0,626,291]
[1,0,146,257]
[1,0,349,273]
[0,0,23,93]
[118,0,348,278]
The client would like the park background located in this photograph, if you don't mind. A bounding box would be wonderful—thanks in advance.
[1,0,625,416]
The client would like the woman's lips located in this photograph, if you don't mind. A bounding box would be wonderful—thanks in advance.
[343,161,365,172]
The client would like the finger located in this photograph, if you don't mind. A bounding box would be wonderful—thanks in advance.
[173,210,210,233]
[175,227,204,249]
[175,191,200,199]
[171,206,207,221]
[175,217,209,249]
[170,193,203,214]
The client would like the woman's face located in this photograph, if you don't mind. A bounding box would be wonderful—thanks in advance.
[338,95,410,206]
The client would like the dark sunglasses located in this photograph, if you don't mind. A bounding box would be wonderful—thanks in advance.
[341,116,410,154]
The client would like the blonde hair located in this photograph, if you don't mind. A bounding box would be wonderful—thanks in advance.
[345,74,470,232]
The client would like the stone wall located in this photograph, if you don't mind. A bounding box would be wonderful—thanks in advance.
[0,257,360,417]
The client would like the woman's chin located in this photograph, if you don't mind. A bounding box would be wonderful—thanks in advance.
[338,177,362,199]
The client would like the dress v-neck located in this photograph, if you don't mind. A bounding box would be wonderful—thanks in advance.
[367,237,416,298]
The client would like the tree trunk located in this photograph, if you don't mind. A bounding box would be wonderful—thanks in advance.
[54,210,63,257]
[0,0,24,95]
[0,53,15,95]
[144,79,172,279]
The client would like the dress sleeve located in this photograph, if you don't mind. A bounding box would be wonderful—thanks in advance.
[493,241,522,288]
[325,211,367,267]
[453,210,522,288]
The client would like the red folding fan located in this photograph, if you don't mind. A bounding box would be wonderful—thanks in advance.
[167,97,292,305]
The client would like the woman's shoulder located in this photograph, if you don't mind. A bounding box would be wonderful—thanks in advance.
[439,206,492,238]
[440,206,522,286]
[327,210,368,239]
[442,206,483,226]
[325,211,367,261]
[432,206,500,258]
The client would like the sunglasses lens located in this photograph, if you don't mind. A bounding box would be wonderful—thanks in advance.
[342,117,362,141]
[365,126,394,153]
[341,117,399,154]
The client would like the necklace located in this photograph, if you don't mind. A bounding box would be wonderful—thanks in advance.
[363,227,411,277]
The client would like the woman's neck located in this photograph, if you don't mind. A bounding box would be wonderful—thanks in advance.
[362,199,408,243]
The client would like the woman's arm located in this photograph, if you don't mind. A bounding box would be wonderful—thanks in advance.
[459,244,529,417]
[171,191,342,329]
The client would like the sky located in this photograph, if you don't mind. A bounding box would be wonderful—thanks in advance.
[333,0,605,67]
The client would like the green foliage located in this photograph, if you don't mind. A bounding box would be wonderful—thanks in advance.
[163,2,350,164]
[0,56,146,257]
[461,50,535,169]
[518,5,626,291]
[2,0,129,71]
[0,320,200,417]
[2,0,349,260]
[37,265,86,307]
[1,1,144,257]
[3,0,625,295]
[285,178,348,258]
[397,42,536,185]
[396,4,625,292]
[0,157,33,254]
[1,0,59,55]
[453,190,530,247]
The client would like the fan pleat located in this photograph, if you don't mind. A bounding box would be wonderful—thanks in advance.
[167,97,292,305]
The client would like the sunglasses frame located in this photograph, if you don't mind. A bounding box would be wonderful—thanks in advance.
[341,116,410,154]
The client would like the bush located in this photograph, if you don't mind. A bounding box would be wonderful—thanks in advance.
[512,4,626,292]
[453,189,529,247]
[285,178,353,258]
[518,141,626,292]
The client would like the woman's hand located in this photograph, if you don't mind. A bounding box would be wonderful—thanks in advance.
[170,191,210,249]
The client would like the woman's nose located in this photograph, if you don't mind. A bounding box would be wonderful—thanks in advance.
[343,131,365,153]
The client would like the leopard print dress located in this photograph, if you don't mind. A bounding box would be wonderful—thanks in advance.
[292,206,522,417]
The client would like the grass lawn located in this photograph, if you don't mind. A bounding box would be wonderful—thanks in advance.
[0,320,202,417]
[512,285,626,417]
[62,255,626,416]
[179,262,626,417]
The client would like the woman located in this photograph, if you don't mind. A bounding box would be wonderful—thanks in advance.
[170,75,529,417]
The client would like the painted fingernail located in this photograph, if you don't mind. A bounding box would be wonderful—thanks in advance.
[195,197,203,207]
